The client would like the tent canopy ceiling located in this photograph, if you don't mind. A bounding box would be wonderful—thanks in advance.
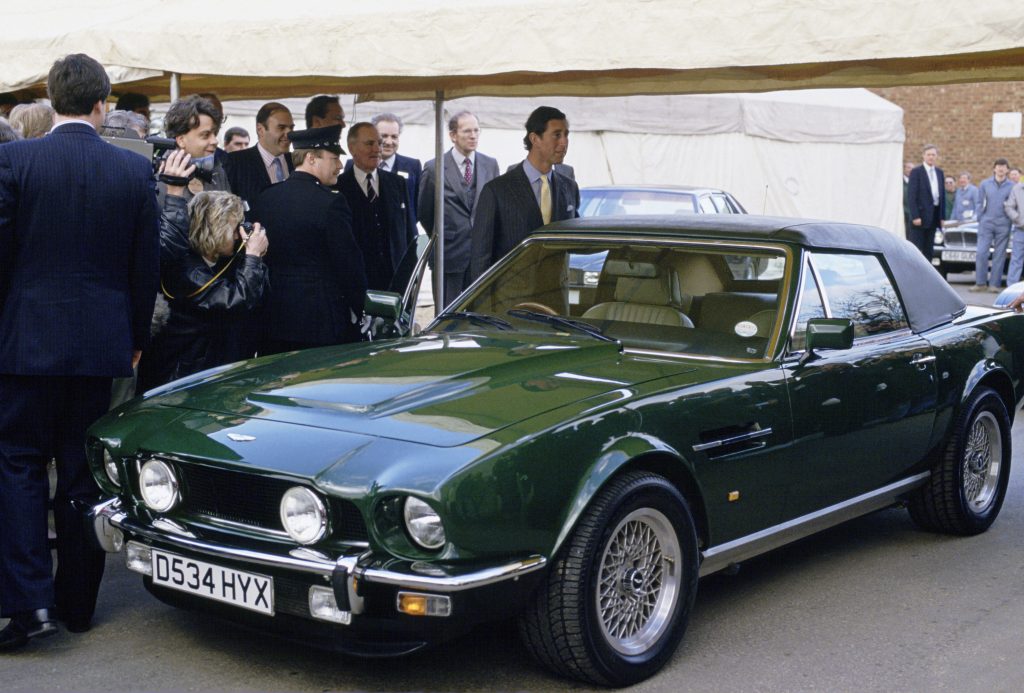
[3,0,1023,100]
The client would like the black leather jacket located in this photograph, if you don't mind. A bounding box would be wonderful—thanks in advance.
[136,195,268,392]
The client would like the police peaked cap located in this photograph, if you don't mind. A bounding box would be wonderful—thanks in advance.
[288,124,345,155]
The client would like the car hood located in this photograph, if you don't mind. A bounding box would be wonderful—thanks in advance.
[143,333,696,447]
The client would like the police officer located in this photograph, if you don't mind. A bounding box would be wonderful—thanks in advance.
[250,125,367,354]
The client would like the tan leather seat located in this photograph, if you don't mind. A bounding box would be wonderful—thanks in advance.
[583,276,694,327]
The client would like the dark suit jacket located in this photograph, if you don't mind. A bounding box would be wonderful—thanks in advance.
[907,164,945,230]
[348,153,422,221]
[418,149,500,273]
[337,168,416,291]
[251,171,367,345]
[470,162,579,280]
[0,123,160,376]
[225,145,294,208]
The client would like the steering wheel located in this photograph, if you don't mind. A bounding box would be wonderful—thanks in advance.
[511,302,559,316]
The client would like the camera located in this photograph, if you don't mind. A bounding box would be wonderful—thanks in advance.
[146,136,215,184]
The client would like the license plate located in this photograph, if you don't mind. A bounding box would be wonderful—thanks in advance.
[152,549,274,615]
[942,250,975,262]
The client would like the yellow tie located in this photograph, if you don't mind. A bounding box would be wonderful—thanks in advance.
[540,173,552,225]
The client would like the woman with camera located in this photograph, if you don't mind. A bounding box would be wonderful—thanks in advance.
[136,178,269,393]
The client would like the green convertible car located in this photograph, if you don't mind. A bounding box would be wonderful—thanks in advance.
[88,215,1024,686]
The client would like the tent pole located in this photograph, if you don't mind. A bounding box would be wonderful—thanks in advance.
[169,72,180,102]
[433,89,445,315]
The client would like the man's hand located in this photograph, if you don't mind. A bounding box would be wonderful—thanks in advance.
[132,350,142,369]
[912,218,922,226]
[158,150,196,197]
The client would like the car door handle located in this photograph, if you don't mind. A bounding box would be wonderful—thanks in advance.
[909,354,936,368]
[693,427,773,452]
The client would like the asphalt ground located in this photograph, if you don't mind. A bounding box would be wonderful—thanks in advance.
[4,269,1024,692]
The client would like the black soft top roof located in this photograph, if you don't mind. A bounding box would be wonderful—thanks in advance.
[542,215,967,333]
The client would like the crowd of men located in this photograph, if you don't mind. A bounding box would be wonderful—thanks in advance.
[0,53,578,651]
[903,145,1024,292]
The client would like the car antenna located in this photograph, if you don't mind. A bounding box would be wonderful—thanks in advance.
[762,185,769,215]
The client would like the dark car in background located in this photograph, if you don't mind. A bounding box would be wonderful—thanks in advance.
[932,220,1011,279]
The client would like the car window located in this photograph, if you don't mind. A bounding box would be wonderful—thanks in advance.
[698,196,717,214]
[710,194,737,214]
[790,262,827,351]
[446,240,788,360]
[808,252,908,338]
[586,190,698,216]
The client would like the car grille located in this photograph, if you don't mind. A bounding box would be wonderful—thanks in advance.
[943,230,975,247]
[153,459,369,543]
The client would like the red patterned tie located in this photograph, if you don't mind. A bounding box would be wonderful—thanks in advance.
[463,157,473,186]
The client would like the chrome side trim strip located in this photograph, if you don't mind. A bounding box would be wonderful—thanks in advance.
[93,499,546,591]
[692,427,773,452]
[698,472,930,577]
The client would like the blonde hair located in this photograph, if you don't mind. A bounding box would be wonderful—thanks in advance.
[9,102,54,139]
[187,191,244,260]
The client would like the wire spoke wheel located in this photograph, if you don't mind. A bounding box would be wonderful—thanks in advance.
[908,386,1011,536]
[518,472,698,686]
[962,410,1001,514]
[596,508,681,656]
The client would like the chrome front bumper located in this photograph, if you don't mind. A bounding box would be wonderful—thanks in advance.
[90,498,547,605]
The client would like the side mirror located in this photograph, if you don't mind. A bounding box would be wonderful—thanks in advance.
[364,291,404,340]
[364,291,402,321]
[799,318,854,365]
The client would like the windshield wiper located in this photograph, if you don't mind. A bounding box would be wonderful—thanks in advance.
[436,310,513,330]
[507,308,619,344]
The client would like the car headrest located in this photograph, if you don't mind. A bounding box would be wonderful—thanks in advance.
[602,260,658,278]
[614,276,672,305]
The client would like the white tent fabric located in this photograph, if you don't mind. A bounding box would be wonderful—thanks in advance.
[219,89,904,233]
[2,0,1023,98]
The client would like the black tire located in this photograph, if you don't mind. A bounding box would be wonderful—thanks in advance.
[518,472,699,686]
[908,386,1011,535]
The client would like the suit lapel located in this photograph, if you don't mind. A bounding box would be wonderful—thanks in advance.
[444,151,472,209]
[510,164,543,229]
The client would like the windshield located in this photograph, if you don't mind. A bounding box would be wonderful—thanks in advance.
[437,239,788,359]
[580,190,698,216]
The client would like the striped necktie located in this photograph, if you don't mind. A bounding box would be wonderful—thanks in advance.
[366,173,378,202]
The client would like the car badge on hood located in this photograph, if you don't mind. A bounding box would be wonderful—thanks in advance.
[227,433,256,442]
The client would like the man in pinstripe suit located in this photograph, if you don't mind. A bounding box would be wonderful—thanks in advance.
[469,106,579,281]
[0,53,159,648]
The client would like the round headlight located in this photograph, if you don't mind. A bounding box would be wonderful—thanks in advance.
[103,449,121,488]
[139,460,179,512]
[934,229,944,245]
[403,497,446,550]
[280,487,328,545]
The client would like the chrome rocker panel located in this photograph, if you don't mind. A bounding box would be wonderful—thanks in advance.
[698,472,930,577]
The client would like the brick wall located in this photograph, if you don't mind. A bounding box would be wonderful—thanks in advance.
[871,82,1024,183]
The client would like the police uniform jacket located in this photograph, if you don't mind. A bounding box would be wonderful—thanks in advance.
[251,171,367,345]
